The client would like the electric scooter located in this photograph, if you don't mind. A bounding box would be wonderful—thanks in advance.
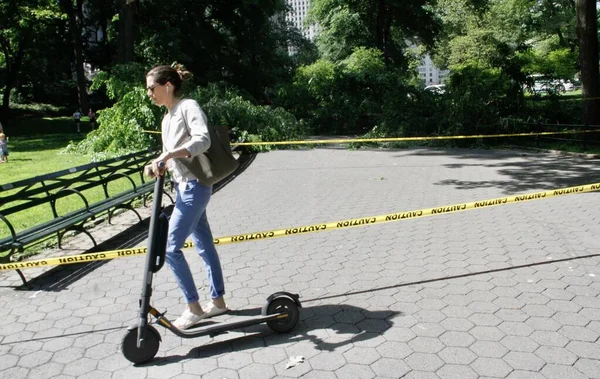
[121,166,301,364]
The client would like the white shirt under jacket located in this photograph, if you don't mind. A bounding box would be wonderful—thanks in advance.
[161,98,211,183]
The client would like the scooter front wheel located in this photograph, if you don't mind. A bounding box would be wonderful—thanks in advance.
[266,296,300,333]
[121,325,161,364]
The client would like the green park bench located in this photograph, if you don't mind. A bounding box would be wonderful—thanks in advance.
[0,147,168,285]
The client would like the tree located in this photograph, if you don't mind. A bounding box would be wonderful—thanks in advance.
[135,0,297,101]
[60,0,88,112]
[0,0,62,118]
[575,0,599,125]
[307,0,440,67]
[117,0,136,63]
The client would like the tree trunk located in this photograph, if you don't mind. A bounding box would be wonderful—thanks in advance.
[62,0,89,113]
[575,0,600,126]
[0,27,32,120]
[375,0,385,53]
[117,0,137,63]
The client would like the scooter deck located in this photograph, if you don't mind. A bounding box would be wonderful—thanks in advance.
[156,312,288,338]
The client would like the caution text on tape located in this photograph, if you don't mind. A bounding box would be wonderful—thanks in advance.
[1,183,599,271]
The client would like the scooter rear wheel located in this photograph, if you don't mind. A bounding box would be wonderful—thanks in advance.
[266,296,300,333]
[121,325,160,364]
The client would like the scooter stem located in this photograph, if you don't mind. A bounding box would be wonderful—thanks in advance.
[137,166,166,348]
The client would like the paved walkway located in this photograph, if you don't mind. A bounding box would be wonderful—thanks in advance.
[1,147,600,379]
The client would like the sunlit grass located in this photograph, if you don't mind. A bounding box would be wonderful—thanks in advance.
[0,119,148,258]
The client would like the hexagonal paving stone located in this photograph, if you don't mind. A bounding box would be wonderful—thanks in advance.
[499,322,534,337]
[61,357,98,377]
[26,362,64,379]
[408,336,444,354]
[334,363,375,379]
[559,325,599,342]
[471,357,513,377]
[237,363,276,379]
[575,358,600,378]
[53,347,85,364]
[524,316,561,331]
[439,331,476,348]
[503,351,545,371]
[540,363,589,379]
[566,340,600,359]
[146,363,183,379]
[18,350,52,368]
[411,323,446,338]
[469,326,506,342]
[495,309,529,323]
[84,342,117,360]
[375,341,411,360]
[469,313,502,327]
[216,351,253,370]
[308,352,346,371]
[440,317,475,332]
[552,311,590,326]
[506,370,546,379]
[0,354,18,371]
[370,357,410,378]
[404,352,444,371]
[251,347,287,365]
[438,346,477,365]
[333,310,365,324]
[535,346,578,365]
[469,340,509,358]
[0,367,29,379]
[343,346,381,365]
[200,368,240,379]
[500,336,539,352]
[299,370,337,379]
[182,357,218,377]
[436,364,478,379]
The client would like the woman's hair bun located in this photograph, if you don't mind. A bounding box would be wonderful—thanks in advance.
[171,62,192,81]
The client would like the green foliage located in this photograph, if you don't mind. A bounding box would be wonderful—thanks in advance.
[311,5,370,61]
[308,0,440,67]
[62,87,159,160]
[279,47,398,134]
[90,63,148,101]
[444,67,524,135]
[521,45,578,80]
[189,84,305,151]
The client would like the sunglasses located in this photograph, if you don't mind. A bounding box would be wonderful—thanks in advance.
[146,83,163,93]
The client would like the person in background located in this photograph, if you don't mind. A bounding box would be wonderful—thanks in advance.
[88,109,96,129]
[144,64,228,329]
[0,133,9,163]
[73,109,82,132]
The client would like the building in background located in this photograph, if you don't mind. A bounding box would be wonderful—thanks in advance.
[284,1,448,85]
[418,55,449,86]
[285,0,317,40]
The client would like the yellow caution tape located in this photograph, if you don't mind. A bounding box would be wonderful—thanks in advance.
[2,182,599,271]
[140,129,598,142]
[233,130,597,146]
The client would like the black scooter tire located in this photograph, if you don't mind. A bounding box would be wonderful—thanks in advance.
[266,296,300,333]
[121,325,161,364]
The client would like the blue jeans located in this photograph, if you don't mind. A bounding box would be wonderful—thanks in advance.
[166,180,225,303]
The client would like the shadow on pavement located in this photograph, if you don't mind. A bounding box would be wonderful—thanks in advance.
[140,304,401,366]
[395,147,600,194]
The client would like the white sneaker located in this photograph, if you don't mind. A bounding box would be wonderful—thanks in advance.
[203,301,229,318]
[173,309,207,330]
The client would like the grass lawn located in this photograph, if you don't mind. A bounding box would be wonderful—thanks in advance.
[0,117,148,259]
[0,132,91,185]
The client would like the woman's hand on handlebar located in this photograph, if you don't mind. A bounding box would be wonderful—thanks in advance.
[146,152,170,178]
